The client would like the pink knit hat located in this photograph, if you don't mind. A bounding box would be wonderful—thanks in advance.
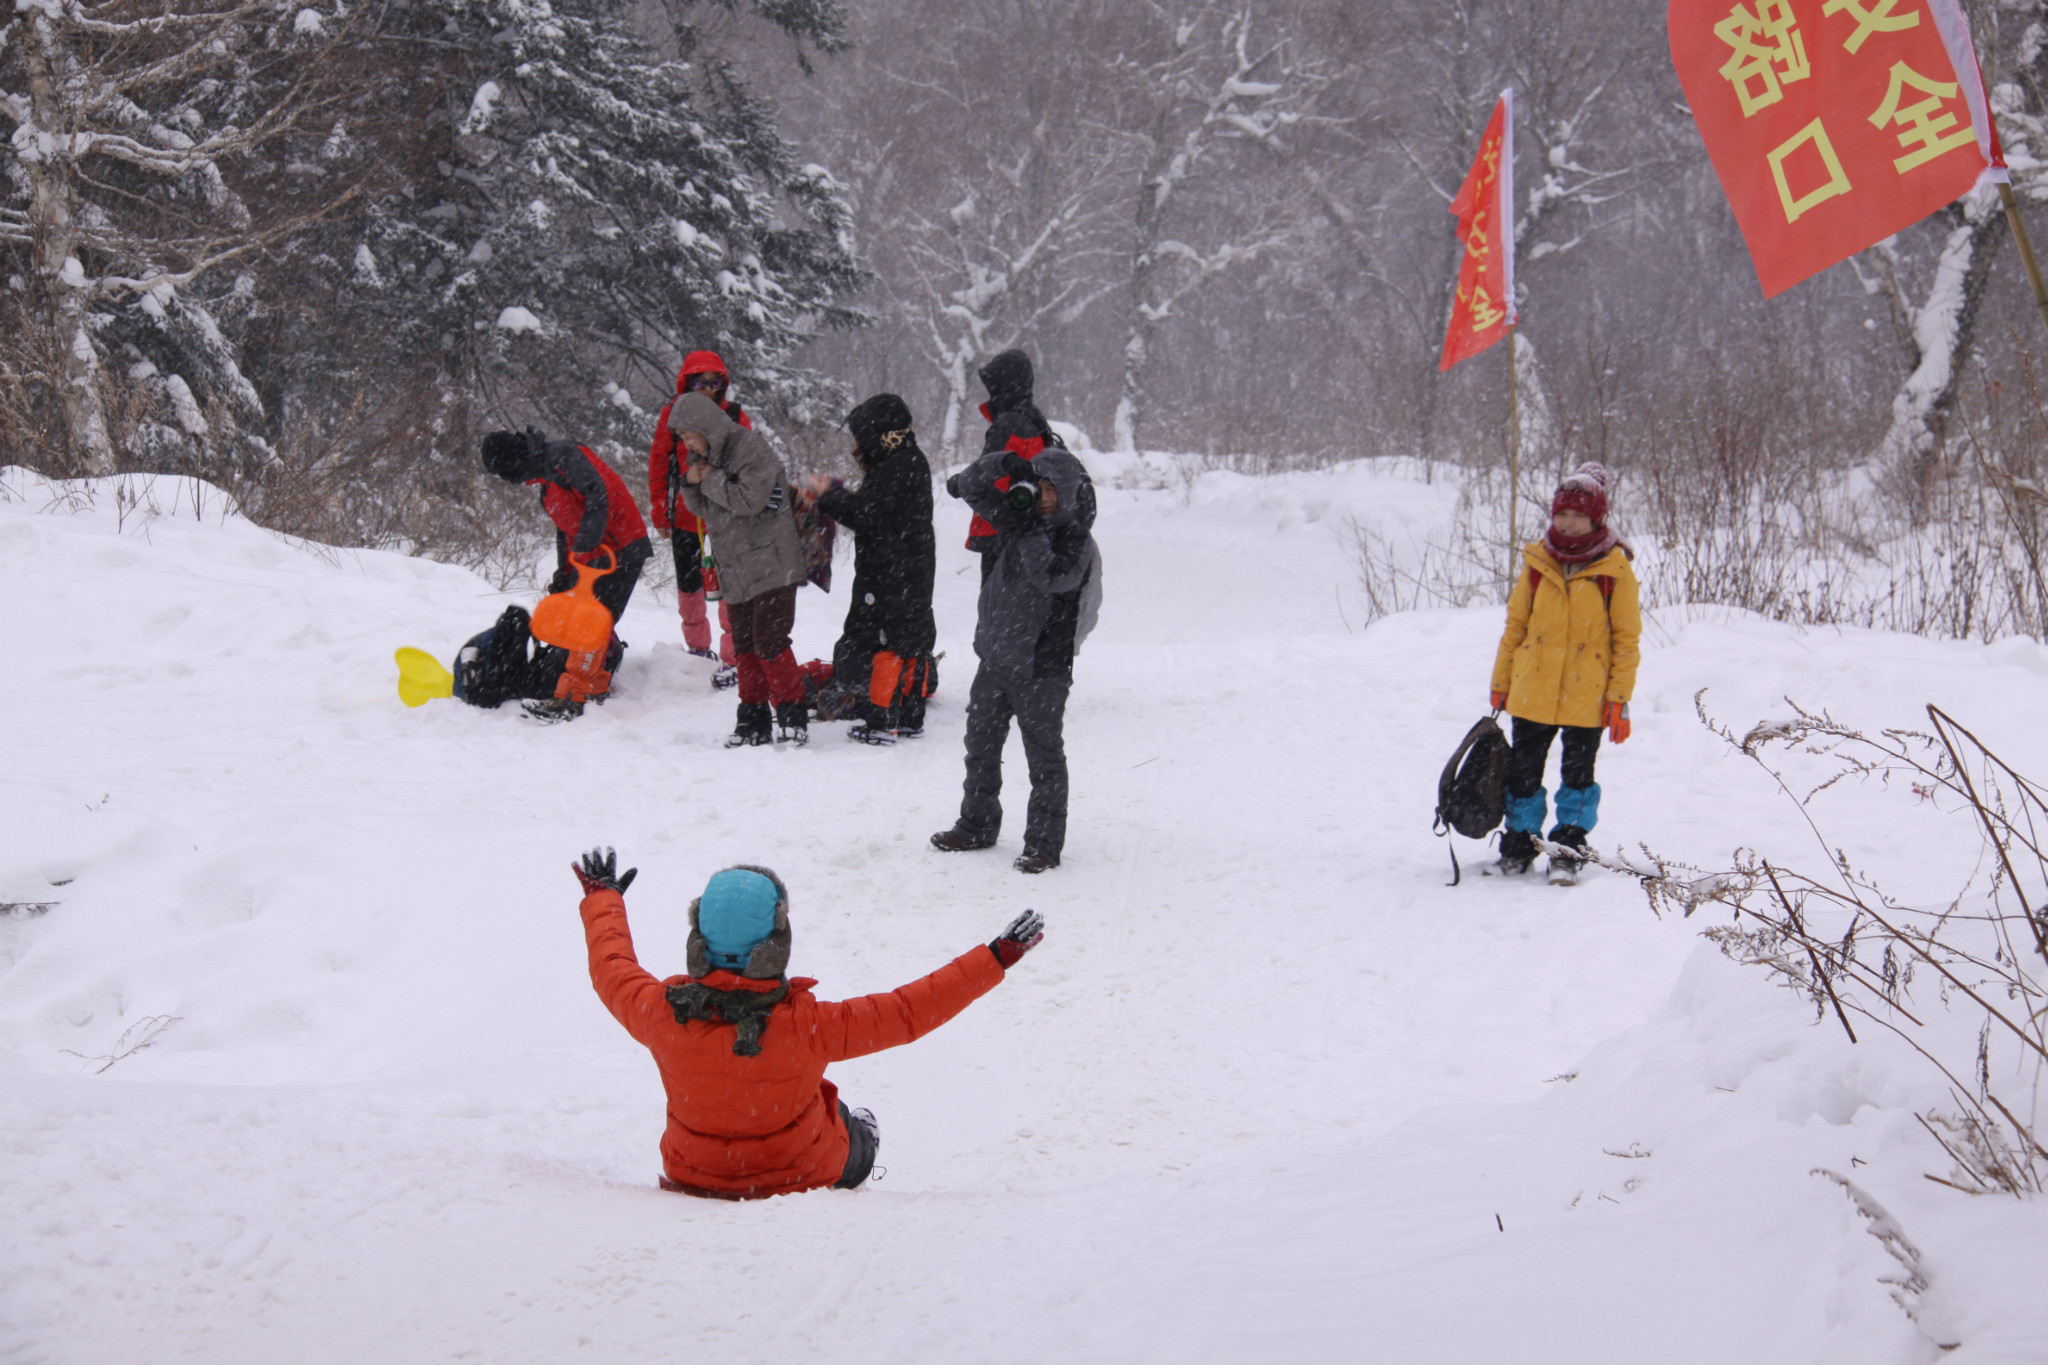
[1551,462,1609,526]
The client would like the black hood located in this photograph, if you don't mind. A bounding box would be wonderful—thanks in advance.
[978,349,1035,418]
[847,392,915,455]
[481,427,548,484]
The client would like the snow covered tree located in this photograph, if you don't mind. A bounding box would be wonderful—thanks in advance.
[270,0,865,494]
[1109,1,1331,453]
[0,0,363,476]
[1854,3,2048,489]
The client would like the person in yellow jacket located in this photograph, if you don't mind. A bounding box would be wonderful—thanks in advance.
[1487,462,1641,878]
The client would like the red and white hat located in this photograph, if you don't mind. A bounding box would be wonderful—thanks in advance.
[1551,462,1609,526]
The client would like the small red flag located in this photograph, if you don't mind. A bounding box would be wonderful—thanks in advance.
[1441,91,1517,372]
[1670,0,2004,298]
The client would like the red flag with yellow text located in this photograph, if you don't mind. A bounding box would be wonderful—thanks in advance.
[1440,90,1516,372]
[1670,0,2004,297]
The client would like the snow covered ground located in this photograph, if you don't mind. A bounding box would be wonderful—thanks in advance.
[2,461,2044,1364]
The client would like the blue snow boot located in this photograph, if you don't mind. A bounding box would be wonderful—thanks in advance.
[1552,783,1601,836]
[1499,789,1547,874]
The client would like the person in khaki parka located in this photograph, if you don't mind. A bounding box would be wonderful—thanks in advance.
[1487,462,1641,877]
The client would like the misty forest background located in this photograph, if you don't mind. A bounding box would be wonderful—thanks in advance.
[13,0,2048,638]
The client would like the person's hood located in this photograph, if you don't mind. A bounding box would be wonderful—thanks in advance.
[670,391,745,461]
[978,349,1035,418]
[686,864,792,980]
[677,349,730,393]
[847,392,915,455]
[1028,445,1095,534]
[481,427,549,484]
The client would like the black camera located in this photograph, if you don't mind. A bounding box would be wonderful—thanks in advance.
[1005,478,1041,512]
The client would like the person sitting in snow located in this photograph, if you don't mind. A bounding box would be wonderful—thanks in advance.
[647,351,746,691]
[670,393,814,746]
[797,393,939,745]
[571,848,1045,1199]
[1487,461,1641,881]
[478,428,651,715]
[930,440,1101,874]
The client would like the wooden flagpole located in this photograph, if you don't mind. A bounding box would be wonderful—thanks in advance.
[1998,182,2048,340]
[1506,323,1521,568]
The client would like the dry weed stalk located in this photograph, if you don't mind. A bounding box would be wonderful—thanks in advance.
[1558,693,2047,1196]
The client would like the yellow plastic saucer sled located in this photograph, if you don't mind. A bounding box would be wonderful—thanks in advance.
[395,648,455,707]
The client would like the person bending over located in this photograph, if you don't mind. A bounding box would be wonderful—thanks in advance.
[572,848,1046,1199]
[479,427,651,714]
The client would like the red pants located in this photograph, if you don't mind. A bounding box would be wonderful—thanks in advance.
[727,585,805,705]
[677,589,734,662]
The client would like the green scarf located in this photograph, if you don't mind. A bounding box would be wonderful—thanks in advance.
[665,978,790,1056]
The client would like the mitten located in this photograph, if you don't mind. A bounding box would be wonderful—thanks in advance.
[988,909,1046,970]
[573,847,638,896]
[1604,700,1631,744]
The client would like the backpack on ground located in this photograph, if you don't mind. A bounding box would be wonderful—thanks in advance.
[1434,713,1511,885]
[453,605,565,709]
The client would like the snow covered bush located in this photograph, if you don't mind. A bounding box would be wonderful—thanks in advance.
[1591,697,2048,1198]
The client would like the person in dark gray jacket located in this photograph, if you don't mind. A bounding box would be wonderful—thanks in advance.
[930,443,1101,873]
[671,393,812,746]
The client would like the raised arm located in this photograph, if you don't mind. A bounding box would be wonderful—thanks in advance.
[572,850,670,1048]
[812,912,1043,1062]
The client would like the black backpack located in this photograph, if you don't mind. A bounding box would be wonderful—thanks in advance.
[1434,714,1511,885]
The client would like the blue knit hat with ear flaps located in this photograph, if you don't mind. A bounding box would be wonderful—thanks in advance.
[697,869,782,969]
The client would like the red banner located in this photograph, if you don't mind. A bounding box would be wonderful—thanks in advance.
[1441,91,1516,372]
[1670,0,2004,297]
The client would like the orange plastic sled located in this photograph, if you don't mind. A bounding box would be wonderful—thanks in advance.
[531,549,617,654]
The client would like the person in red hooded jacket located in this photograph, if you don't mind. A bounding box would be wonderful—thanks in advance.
[480,427,650,714]
[649,351,749,689]
[571,847,1045,1199]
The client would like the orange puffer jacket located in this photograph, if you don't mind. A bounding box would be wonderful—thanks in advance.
[580,889,1005,1197]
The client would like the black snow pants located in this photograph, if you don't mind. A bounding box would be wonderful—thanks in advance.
[958,664,1072,860]
[1506,717,1602,798]
[832,1100,878,1190]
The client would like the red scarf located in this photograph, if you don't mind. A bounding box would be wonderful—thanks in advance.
[1544,524,1622,565]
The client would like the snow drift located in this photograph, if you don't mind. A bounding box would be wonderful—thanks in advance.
[2,463,2044,1363]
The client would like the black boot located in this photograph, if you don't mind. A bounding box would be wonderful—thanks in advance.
[848,700,900,746]
[725,701,772,748]
[930,826,997,852]
[774,701,809,746]
[1547,824,1589,883]
[1498,828,1538,875]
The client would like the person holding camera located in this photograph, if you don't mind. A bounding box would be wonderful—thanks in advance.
[799,393,939,744]
[671,393,812,746]
[930,440,1100,873]
[571,847,1046,1199]
[961,349,1061,574]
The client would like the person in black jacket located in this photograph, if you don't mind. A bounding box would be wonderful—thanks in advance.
[930,443,1100,874]
[961,349,1060,570]
[800,394,939,745]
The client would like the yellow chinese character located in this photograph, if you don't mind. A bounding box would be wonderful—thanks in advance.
[1715,1,1811,117]
[1767,118,1852,221]
[1465,208,1492,262]
[1820,0,1921,54]
[1869,60,1977,172]
[1469,285,1506,331]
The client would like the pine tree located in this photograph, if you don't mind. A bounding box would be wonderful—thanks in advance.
[1,0,363,476]
[264,0,865,520]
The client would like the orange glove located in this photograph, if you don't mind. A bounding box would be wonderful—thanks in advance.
[1604,700,1631,744]
[1490,690,1507,712]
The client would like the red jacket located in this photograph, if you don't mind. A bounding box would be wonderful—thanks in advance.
[580,888,1005,1197]
[535,444,647,556]
[648,350,752,536]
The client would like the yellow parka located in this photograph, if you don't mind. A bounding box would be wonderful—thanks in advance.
[1490,540,1642,729]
